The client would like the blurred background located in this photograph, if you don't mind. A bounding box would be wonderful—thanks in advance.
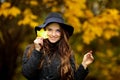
[0,0,120,80]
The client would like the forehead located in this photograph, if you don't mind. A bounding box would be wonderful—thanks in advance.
[46,23,61,29]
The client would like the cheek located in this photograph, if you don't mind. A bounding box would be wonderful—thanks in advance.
[56,32,61,37]
[56,30,61,36]
[47,31,51,36]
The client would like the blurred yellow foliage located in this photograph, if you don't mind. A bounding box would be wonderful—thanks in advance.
[18,8,39,27]
[51,7,60,12]
[66,16,82,32]
[43,0,57,8]
[104,30,119,40]
[94,49,120,80]
[82,30,96,44]
[76,45,83,52]
[30,0,38,6]
[81,9,120,44]
[64,0,86,17]
[84,10,94,18]
[43,0,50,3]
[0,2,21,18]
[106,49,113,57]
[1,2,11,8]
[9,7,21,17]
[64,0,87,33]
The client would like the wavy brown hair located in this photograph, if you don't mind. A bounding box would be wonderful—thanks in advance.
[58,27,74,80]
[26,24,74,80]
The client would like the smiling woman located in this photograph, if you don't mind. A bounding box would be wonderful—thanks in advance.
[45,23,61,43]
[22,12,94,80]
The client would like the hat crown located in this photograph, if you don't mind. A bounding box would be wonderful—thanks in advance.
[45,12,64,23]
[35,12,74,37]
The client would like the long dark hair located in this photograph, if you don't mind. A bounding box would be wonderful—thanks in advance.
[27,25,74,80]
[58,27,74,80]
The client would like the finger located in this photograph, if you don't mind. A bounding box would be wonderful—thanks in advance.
[36,37,44,40]
[89,53,94,61]
[34,37,43,43]
[86,52,94,59]
[34,39,38,43]
[89,50,93,54]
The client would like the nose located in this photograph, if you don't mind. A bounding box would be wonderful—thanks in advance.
[51,31,56,36]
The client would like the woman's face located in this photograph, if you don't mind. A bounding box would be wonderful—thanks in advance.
[46,23,61,43]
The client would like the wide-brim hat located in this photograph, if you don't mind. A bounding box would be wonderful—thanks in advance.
[35,12,74,36]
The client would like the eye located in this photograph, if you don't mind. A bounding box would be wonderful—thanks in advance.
[47,28,52,31]
[56,29,61,33]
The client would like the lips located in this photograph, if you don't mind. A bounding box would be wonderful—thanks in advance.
[48,35,60,43]
[50,37,56,40]
[49,37,59,42]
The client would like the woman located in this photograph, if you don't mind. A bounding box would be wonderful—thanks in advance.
[22,12,94,80]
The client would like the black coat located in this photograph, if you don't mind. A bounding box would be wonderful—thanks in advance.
[22,45,89,80]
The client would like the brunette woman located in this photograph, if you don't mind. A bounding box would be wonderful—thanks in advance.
[22,12,94,80]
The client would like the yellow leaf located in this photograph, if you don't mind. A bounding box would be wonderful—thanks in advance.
[104,30,119,40]
[9,7,21,17]
[0,9,9,17]
[23,17,31,24]
[30,21,39,28]
[82,30,95,44]
[1,2,11,8]
[37,28,48,39]
[0,2,11,17]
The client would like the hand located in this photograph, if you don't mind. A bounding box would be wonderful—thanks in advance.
[82,50,94,69]
[34,37,43,51]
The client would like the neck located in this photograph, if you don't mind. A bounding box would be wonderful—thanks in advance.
[48,39,59,46]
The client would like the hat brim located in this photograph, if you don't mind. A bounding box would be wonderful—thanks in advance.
[35,23,74,37]
[35,23,74,36]
[58,23,74,37]
[35,17,74,36]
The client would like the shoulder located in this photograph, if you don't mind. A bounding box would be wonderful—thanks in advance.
[23,44,34,57]
[26,44,34,49]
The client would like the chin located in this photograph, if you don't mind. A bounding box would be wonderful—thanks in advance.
[49,41,57,43]
[48,38,60,43]
[49,39,59,43]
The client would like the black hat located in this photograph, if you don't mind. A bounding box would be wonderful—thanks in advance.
[35,12,74,36]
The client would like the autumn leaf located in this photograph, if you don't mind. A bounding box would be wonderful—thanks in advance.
[37,28,48,39]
